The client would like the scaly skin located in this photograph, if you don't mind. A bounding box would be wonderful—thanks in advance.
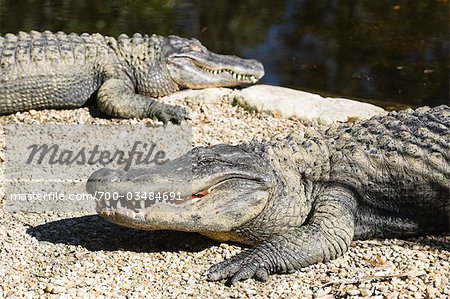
[0,31,264,123]
[87,106,449,284]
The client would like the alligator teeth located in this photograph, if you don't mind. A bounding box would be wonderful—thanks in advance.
[110,198,119,209]
[145,198,153,208]
[134,200,143,209]
[201,67,255,82]
[102,198,110,208]
[116,198,124,209]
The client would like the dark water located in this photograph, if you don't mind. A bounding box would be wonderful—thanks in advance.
[1,0,449,109]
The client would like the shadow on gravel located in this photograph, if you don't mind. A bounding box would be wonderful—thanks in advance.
[26,215,220,253]
[416,235,450,252]
[86,99,109,119]
[26,215,448,254]
[83,93,113,119]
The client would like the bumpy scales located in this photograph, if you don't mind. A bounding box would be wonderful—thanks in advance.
[87,106,449,284]
[0,31,264,123]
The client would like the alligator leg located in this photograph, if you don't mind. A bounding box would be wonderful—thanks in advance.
[97,78,189,123]
[206,186,357,284]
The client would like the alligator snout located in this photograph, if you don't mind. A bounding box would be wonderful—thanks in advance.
[86,168,122,194]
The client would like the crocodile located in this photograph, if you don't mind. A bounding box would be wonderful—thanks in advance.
[87,105,449,284]
[0,31,264,123]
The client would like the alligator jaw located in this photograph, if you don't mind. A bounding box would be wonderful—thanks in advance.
[87,145,272,235]
[167,51,265,88]
[91,176,268,235]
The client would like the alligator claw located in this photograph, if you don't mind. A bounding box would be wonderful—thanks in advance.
[152,105,190,124]
[206,251,270,285]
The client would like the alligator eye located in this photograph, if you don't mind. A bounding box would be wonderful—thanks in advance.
[192,190,209,199]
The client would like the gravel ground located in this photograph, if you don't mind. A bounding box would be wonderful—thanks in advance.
[0,94,449,298]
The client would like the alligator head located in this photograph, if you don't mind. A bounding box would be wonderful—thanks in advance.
[162,36,264,89]
[116,34,265,97]
[86,143,275,244]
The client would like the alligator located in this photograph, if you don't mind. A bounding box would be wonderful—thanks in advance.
[86,105,449,284]
[0,31,264,123]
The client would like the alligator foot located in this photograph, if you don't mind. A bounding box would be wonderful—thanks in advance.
[206,250,272,285]
[150,103,190,124]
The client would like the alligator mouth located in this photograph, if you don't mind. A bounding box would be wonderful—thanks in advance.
[95,178,247,214]
[176,179,234,205]
[199,66,258,83]
[93,174,269,233]
[167,51,264,88]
